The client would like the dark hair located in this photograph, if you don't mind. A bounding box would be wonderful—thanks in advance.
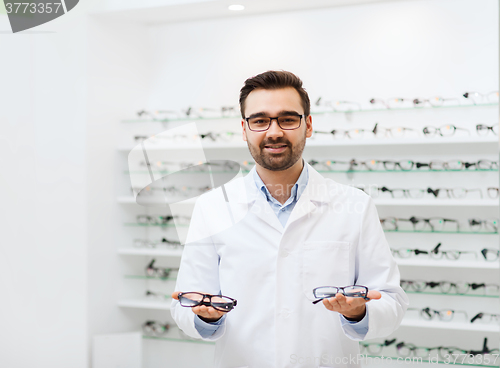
[239,70,310,118]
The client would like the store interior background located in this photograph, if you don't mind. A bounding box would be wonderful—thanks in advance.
[0,0,498,367]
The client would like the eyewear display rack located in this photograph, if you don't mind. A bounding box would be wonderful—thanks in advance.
[116,101,499,367]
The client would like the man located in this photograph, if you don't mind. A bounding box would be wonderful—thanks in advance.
[171,71,408,368]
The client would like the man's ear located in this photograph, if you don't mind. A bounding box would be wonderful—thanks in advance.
[242,120,247,142]
[305,115,313,138]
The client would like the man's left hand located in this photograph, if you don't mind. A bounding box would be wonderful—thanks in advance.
[322,290,381,322]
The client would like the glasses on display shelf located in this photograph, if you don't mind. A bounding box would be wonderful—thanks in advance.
[401,280,500,295]
[407,307,468,322]
[240,160,256,171]
[392,243,476,260]
[133,237,182,249]
[134,133,197,143]
[245,114,304,132]
[199,132,240,142]
[471,313,500,324]
[137,109,180,121]
[468,218,499,232]
[136,215,191,226]
[422,125,470,137]
[312,285,370,304]
[487,187,499,198]
[481,248,500,261]
[426,187,483,199]
[221,106,239,117]
[313,128,365,140]
[371,123,417,138]
[145,290,169,299]
[359,339,396,354]
[396,342,439,358]
[315,97,362,112]
[178,292,238,312]
[415,159,498,171]
[142,320,170,337]
[145,259,178,279]
[380,216,460,232]
[412,96,461,107]
[377,186,425,199]
[463,91,500,104]
[476,124,499,136]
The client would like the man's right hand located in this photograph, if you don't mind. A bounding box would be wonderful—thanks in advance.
[172,291,227,323]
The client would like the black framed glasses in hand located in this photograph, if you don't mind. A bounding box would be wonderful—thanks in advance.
[312,285,370,304]
[178,292,237,312]
[245,114,304,132]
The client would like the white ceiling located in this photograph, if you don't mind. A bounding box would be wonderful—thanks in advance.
[92,0,414,25]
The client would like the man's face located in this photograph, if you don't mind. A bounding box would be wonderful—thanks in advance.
[241,87,313,171]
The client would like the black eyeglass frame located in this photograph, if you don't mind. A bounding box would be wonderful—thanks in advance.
[245,114,305,132]
[178,292,238,312]
[312,285,370,304]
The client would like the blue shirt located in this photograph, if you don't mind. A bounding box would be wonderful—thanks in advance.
[194,162,369,338]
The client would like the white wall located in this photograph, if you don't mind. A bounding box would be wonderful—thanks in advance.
[0,12,88,368]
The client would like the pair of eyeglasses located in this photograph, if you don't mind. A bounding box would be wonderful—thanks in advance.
[312,285,370,304]
[481,248,500,261]
[401,279,500,295]
[245,114,304,132]
[463,91,499,104]
[370,96,460,109]
[392,243,476,260]
[178,292,237,312]
[136,215,191,226]
[313,128,365,140]
[426,187,483,199]
[371,123,417,138]
[408,307,468,322]
[145,259,177,279]
[487,187,499,198]
[381,216,460,232]
[415,159,498,171]
[199,132,240,142]
[422,125,470,137]
[133,238,182,249]
[476,124,499,136]
[469,218,499,232]
[471,312,500,324]
[359,339,396,354]
[142,320,170,336]
[315,97,362,111]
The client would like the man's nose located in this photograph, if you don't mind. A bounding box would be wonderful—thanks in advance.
[266,119,284,138]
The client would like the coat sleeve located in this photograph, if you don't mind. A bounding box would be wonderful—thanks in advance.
[348,196,409,341]
[170,196,226,341]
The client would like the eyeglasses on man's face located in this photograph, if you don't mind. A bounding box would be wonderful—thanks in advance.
[178,292,237,312]
[312,285,369,304]
[245,114,305,132]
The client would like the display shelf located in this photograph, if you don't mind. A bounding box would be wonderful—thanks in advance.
[143,335,215,345]
[384,230,498,235]
[118,248,183,257]
[125,275,177,281]
[124,169,499,175]
[118,196,197,205]
[118,298,172,310]
[361,355,499,368]
[396,259,499,269]
[121,103,499,123]
[400,319,500,332]
[405,291,499,298]
[373,199,498,207]
[117,136,498,152]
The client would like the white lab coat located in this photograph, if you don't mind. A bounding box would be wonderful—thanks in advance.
[171,163,408,368]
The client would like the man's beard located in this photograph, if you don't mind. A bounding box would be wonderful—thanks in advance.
[246,132,306,171]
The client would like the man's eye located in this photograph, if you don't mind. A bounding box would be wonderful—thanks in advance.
[254,120,267,124]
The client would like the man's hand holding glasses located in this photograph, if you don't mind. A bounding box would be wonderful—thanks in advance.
[172,291,237,323]
[312,285,382,321]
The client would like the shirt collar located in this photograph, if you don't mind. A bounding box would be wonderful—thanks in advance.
[253,160,309,205]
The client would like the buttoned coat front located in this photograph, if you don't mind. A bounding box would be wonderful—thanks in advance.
[171,163,408,368]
